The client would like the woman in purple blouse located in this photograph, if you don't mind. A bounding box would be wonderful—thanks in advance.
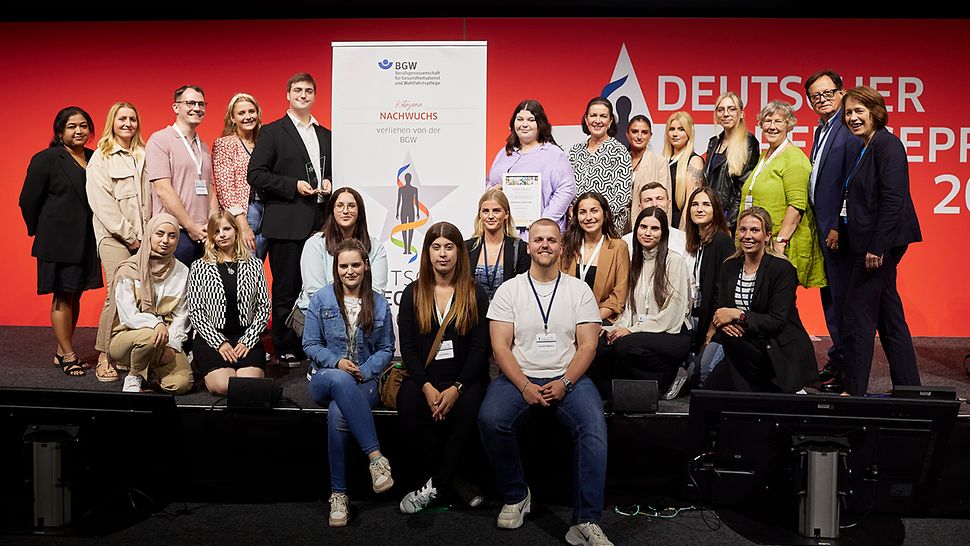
[486,99,576,232]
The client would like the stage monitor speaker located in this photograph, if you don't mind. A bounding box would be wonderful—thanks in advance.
[891,385,956,401]
[227,377,282,410]
[611,379,658,413]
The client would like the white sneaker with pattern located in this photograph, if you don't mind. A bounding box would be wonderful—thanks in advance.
[328,492,349,527]
[565,522,613,546]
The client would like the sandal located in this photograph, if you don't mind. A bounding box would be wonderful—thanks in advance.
[55,352,85,377]
[95,354,120,382]
[53,351,92,370]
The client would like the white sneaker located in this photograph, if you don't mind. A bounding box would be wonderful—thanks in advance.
[369,456,394,493]
[566,522,614,546]
[496,487,530,529]
[399,478,438,514]
[122,375,143,393]
[329,492,349,527]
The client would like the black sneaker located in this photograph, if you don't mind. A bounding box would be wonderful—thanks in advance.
[277,353,304,368]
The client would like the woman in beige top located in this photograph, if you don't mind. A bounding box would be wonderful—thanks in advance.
[86,101,151,381]
[627,114,670,231]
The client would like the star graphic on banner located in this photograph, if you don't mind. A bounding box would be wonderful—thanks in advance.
[356,171,458,244]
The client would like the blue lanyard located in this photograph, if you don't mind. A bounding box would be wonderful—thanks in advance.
[528,271,561,333]
[238,137,253,157]
[843,145,868,191]
[482,237,505,292]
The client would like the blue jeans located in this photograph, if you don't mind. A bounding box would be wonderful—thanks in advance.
[477,374,607,523]
[308,368,381,492]
[174,229,204,266]
[699,342,725,387]
[246,201,268,260]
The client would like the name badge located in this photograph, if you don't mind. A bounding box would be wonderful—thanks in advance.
[435,339,454,360]
[637,313,648,323]
[840,199,847,219]
[744,194,754,210]
[195,179,208,195]
[535,333,558,352]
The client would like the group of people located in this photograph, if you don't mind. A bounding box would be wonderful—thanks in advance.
[19,69,924,545]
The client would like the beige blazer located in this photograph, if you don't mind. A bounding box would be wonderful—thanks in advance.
[86,144,151,247]
[560,236,630,322]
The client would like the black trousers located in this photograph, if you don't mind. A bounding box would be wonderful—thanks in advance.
[705,336,782,393]
[396,377,485,495]
[609,328,691,393]
[267,237,306,357]
[842,246,920,396]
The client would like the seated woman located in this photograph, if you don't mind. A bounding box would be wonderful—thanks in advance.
[684,187,736,358]
[398,222,490,513]
[465,188,530,300]
[103,213,192,394]
[703,207,817,393]
[605,207,692,393]
[560,191,629,324]
[303,238,395,527]
[186,211,270,395]
[293,187,388,338]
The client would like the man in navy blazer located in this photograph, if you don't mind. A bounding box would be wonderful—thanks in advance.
[248,72,332,365]
[804,71,861,392]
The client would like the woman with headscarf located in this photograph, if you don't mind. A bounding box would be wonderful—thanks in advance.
[103,213,193,394]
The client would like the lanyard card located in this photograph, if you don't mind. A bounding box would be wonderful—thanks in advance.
[195,179,208,195]
[536,333,558,352]
[435,339,455,360]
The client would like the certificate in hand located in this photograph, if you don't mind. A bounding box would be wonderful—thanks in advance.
[502,173,542,228]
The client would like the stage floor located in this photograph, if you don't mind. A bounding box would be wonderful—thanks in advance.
[2,326,968,413]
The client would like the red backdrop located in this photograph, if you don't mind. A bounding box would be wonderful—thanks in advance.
[2,18,968,336]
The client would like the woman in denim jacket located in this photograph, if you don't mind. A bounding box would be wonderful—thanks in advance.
[304,238,395,528]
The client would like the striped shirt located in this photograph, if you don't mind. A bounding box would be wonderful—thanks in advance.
[734,270,757,312]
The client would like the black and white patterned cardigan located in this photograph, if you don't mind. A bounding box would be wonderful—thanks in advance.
[186,254,270,350]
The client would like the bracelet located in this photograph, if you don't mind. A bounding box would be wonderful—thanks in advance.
[519,381,530,394]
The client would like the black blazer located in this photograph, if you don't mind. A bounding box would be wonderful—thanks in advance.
[811,113,862,236]
[464,236,530,287]
[19,146,96,263]
[714,253,817,392]
[844,128,922,257]
[704,132,759,228]
[397,282,490,388]
[247,115,332,240]
[693,230,735,350]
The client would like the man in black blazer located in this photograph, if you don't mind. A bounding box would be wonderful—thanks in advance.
[804,71,862,392]
[248,72,331,365]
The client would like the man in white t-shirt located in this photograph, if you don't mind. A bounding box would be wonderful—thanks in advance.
[478,219,612,546]
[623,182,686,258]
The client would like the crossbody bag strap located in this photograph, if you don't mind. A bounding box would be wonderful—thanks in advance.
[425,305,456,368]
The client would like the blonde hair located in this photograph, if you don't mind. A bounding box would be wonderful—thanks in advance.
[202,210,252,264]
[97,102,145,159]
[470,188,519,246]
[222,93,262,140]
[713,92,753,177]
[731,206,786,260]
[662,111,697,211]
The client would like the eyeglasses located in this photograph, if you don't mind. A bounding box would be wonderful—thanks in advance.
[715,105,739,115]
[760,118,787,128]
[808,88,840,104]
[177,100,208,109]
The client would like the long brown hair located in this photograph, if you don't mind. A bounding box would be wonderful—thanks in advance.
[322,187,372,256]
[505,99,557,155]
[331,238,376,333]
[685,187,731,254]
[562,191,619,267]
[414,222,478,335]
[628,207,671,314]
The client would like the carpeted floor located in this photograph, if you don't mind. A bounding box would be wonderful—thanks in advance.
[3,326,968,413]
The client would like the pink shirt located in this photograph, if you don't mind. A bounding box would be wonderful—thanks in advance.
[146,125,214,227]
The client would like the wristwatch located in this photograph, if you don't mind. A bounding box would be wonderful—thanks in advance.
[775,235,789,244]
[453,381,464,395]
[560,377,575,392]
